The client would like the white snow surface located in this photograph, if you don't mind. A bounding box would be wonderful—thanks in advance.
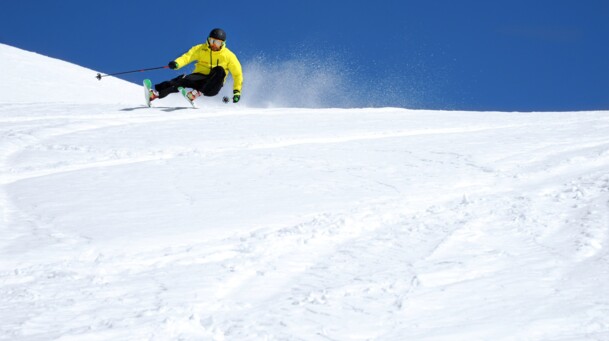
[1,43,609,340]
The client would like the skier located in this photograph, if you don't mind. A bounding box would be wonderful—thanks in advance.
[148,28,243,104]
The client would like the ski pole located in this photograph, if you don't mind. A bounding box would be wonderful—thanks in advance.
[96,66,169,80]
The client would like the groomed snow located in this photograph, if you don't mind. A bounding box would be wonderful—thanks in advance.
[1,43,609,340]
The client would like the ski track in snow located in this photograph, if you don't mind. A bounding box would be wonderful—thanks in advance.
[1,79,609,341]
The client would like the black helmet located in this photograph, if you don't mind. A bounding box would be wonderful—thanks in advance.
[209,28,226,41]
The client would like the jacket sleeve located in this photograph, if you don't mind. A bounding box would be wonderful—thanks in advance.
[228,52,243,92]
[173,45,201,69]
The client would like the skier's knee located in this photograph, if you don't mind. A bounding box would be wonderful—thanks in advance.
[203,86,222,97]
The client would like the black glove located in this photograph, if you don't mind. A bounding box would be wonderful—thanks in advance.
[233,90,241,103]
[168,61,178,70]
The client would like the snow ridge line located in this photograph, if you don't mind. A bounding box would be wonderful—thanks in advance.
[1,123,517,185]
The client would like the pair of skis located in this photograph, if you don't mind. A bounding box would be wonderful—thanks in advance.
[143,78,196,108]
[143,79,231,108]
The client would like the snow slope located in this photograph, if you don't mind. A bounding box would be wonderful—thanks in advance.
[1,43,609,340]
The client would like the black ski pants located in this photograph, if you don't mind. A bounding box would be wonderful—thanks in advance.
[155,66,226,99]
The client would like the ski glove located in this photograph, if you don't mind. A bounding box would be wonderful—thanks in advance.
[168,61,178,70]
[233,90,241,103]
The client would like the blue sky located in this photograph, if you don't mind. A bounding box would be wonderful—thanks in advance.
[2,0,608,111]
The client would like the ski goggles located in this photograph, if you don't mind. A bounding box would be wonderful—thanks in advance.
[208,38,225,48]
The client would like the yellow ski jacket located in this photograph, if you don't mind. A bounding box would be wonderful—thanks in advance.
[173,42,243,92]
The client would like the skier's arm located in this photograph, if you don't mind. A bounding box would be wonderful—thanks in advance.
[172,45,201,70]
[228,53,243,92]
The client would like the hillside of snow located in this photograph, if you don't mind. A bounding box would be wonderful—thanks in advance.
[1,43,609,340]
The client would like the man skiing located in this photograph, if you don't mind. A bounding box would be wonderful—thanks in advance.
[148,28,243,104]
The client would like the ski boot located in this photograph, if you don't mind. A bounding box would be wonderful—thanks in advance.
[186,89,202,101]
[149,89,159,102]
